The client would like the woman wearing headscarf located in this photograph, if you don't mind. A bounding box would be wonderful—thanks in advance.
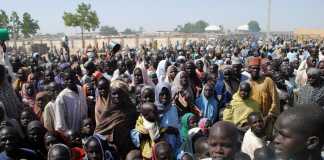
[20,82,36,108]
[171,71,194,101]
[180,113,197,142]
[83,134,118,160]
[132,67,153,86]
[155,82,180,155]
[164,65,177,84]
[196,83,219,123]
[0,64,22,119]
[33,91,50,123]
[95,80,136,159]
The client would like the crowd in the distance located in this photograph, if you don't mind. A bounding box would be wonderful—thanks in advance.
[0,36,323,160]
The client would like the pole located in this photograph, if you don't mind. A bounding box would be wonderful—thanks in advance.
[267,0,272,40]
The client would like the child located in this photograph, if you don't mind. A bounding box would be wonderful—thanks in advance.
[47,144,71,160]
[180,113,198,142]
[83,134,118,160]
[132,102,160,159]
[65,130,84,160]
[80,118,95,145]
[26,120,47,159]
[196,83,219,123]
[44,132,61,151]
[152,141,172,160]
[194,136,209,160]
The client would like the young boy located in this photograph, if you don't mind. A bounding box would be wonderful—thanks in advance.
[80,118,95,145]
[132,102,161,159]
[273,104,324,160]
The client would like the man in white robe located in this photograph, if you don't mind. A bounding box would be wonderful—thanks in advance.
[54,71,87,133]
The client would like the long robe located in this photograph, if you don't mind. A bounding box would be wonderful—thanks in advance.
[43,101,56,132]
[223,92,261,127]
[0,79,22,119]
[54,86,88,132]
[249,77,279,117]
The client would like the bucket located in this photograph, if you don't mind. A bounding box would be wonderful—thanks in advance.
[0,28,9,41]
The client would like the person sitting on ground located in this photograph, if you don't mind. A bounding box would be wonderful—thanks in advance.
[273,104,324,160]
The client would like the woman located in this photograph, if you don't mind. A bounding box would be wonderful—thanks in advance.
[164,65,177,84]
[155,82,180,154]
[83,134,118,160]
[33,91,50,122]
[95,80,136,159]
[196,83,219,123]
[171,71,194,101]
[180,113,197,142]
[21,82,36,108]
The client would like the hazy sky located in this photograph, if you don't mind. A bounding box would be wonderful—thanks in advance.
[1,0,324,34]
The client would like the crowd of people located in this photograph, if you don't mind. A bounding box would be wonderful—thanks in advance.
[0,36,323,160]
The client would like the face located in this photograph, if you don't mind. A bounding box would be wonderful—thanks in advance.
[273,117,308,159]
[141,89,155,103]
[134,69,143,85]
[159,87,171,105]
[157,145,171,160]
[307,72,320,86]
[209,65,218,74]
[26,84,34,96]
[20,111,34,128]
[249,65,260,80]
[248,115,265,136]
[306,57,317,68]
[208,131,238,160]
[169,67,177,80]
[239,86,250,99]
[63,74,76,89]
[196,61,204,70]
[28,127,44,144]
[141,104,157,122]
[182,154,193,160]
[204,85,214,99]
[97,80,109,98]
[188,115,198,129]
[232,64,242,76]
[110,88,120,105]
[67,131,81,147]
[0,129,18,153]
[36,96,46,109]
[85,140,103,160]
[117,61,126,73]
[81,119,95,136]
[180,73,188,87]
[185,63,195,75]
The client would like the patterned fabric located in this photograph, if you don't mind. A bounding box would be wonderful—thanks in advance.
[296,83,324,107]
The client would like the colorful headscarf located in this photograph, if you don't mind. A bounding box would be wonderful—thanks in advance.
[180,113,194,142]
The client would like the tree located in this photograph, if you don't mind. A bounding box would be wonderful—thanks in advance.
[123,28,136,35]
[248,20,261,32]
[0,10,9,27]
[9,11,21,48]
[63,3,100,48]
[138,26,144,33]
[175,20,209,33]
[99,25,118,36]
[21,12,40,38]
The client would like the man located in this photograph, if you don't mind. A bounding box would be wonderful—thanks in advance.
[273,104,324,160]
[207,121,240,160]
[112,60,130,81]
[296,68,324,107]
[248,57,279,135]
[241,112,266,159]
[296,56,317,88]
[55,70,88,133]
[81,61,96,85]
[231,58,249,82]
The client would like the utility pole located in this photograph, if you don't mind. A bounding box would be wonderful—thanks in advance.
[267,0,272,40]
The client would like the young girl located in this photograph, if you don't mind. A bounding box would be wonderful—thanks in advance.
[195,83,219,123]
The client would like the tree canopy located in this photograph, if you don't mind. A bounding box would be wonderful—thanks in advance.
[248,20,261,32]
[21,12,40,38]
[123,28,136,35]
[175,20,209,33]
[0,10,9,27]
[63,3,100,47]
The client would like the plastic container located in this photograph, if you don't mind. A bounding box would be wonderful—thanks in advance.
[0,28,9,41]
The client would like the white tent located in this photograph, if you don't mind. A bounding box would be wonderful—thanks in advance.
[237,24,249,31]
[205,25,221,32]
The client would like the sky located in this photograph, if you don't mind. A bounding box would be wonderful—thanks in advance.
[1,0,324,34]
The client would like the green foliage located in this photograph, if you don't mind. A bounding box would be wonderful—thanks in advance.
[99,25,118,36]
[62,3,100,32]
[248,20,261,32]
[9,11,21,39]
[175,20,209,33]
[123,28,136,35]
[0,10,9,27]
[21,12,39,38]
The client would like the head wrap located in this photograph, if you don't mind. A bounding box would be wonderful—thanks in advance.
[248,57,261,66]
